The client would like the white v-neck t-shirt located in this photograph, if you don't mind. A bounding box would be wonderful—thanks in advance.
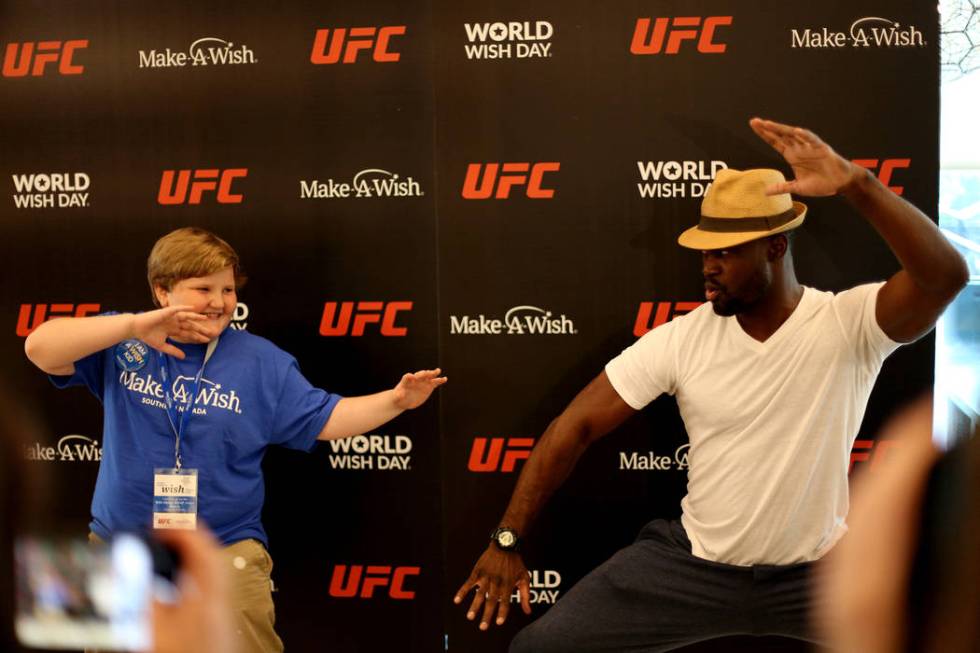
[605,283,900,565]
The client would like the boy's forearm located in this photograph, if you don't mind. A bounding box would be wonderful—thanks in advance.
[24,313,135,374]
[318,391,403,441]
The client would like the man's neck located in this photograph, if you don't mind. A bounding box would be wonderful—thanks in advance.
[736,274,804,343]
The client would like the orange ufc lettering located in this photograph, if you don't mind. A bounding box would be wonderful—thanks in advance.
[468,438,535,472]
[630,17,732,55]
[633,302,702,337]
[319,301,412,336]
[852,158,911,196]
[849,439,901,473]
[328,565,420,599]
[461,162,560,199]
[3,39,88,77]
[17,303,100,337]
[157,169,247,205]
[311,26,406,64]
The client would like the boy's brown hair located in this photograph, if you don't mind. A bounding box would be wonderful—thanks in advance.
[147,227,247,306]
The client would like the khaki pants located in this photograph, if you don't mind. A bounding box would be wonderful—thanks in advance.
[89,533,284,653]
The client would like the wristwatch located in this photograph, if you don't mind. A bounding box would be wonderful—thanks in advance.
[490,527,520,552]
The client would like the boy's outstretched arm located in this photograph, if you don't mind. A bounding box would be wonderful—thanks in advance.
[318,369,447,440]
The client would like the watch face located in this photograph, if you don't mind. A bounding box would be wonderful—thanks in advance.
[497,531,516,548]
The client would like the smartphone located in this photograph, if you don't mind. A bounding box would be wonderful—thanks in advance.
[14,533,177,651]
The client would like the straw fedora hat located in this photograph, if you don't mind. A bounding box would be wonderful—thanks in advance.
[677,168,807,250]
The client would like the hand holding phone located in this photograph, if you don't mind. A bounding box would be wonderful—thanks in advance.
[16,527,236,653]
[151,528,237,653]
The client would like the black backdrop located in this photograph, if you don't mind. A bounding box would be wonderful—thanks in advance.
[2,1,938,651]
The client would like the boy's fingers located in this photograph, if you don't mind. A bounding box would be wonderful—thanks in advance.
[158,343,185,358]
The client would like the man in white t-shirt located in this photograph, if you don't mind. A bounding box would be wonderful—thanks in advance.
[453,118,969,651]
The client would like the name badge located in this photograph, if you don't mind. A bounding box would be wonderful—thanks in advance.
[152,468,198,530]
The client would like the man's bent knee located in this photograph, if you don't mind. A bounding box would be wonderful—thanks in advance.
[510,615,576,653]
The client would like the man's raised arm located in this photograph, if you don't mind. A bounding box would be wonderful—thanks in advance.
[454,371,635,631]
[750,117,969,343]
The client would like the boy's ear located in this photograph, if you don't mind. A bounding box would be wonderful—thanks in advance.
[153,284,169,307]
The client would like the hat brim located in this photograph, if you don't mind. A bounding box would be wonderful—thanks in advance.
[676,201,807,250]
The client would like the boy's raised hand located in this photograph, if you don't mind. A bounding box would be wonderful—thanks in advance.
[133,305,223,359]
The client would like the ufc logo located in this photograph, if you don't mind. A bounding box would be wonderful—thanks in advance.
[633,302,702,337]
[319,301,412,336]
[468,438,534,472]
[631,17,732,55]
[157,169,248,205]
[311,26,406,64]
[851,159,911,196]
[17,303,100,337]
[849,439,901,473]
[3,40,88,77]
[461,163,560,199]
[328,565,420,599]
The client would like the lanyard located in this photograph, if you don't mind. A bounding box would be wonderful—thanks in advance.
[158,337,218,470]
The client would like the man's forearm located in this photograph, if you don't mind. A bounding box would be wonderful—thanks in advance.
[24,313,135,374]
[497,414,593,535]
[841,166,969,295]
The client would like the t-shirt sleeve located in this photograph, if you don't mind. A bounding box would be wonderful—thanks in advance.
[49,349,108,401]
[47,310,121,400]
[269,356,342,452]
[832,282,901,370]
[604,318,680,410]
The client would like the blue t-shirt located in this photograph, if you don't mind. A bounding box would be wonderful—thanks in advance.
[51,327,340,546]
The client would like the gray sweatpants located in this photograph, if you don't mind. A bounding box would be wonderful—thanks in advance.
[510,520,821,653]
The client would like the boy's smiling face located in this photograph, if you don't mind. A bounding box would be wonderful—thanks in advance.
[154,266,237,337]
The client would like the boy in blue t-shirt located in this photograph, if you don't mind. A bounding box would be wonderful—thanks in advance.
[24,227,446,653]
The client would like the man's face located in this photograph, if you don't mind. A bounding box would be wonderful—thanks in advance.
[701,240,772,316]
[155,266,237,336]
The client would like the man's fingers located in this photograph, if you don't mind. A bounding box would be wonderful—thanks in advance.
[749,118,783,151]
[755,117,797,136]
[454,575,479,605]
[794,126,823,147]
[495,589,512,626]
[518,575,532,615]
[765,181,795,196]
[466,584,486,622]
[791,129,812,150]
[479,582,500,631]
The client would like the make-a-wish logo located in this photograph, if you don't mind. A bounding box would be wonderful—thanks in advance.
[118,370,243,415]
[138,37,257,68]
[171,376,243,415]
[23,435,102,462]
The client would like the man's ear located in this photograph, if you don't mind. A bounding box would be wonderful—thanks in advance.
[767,234,788,262]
